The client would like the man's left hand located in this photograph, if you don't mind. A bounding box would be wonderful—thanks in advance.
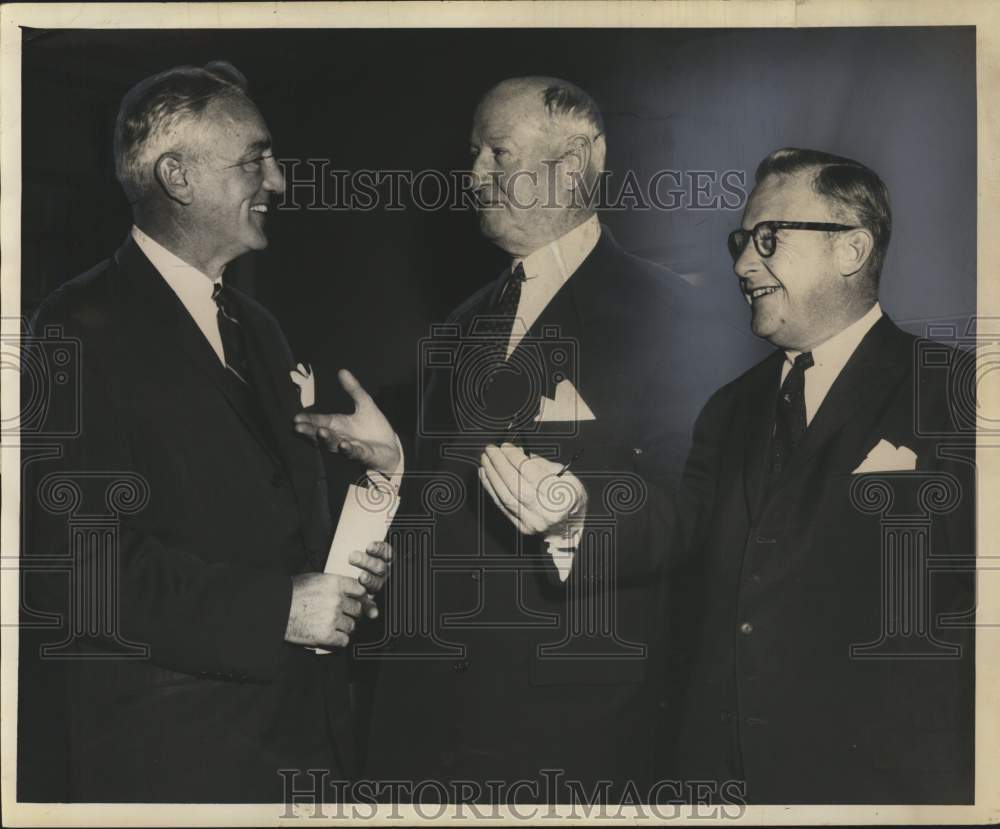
[479,443,587,536]
[349,540,393,620]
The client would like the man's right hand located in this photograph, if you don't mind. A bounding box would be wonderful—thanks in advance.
[284,573,367,649]
[293,369,402,476]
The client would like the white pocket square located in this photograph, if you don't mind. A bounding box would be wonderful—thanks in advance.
[852,438,917,474]
[289,362,315,408]
[534,378,596,423]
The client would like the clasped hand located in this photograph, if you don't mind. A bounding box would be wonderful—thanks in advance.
[479,443,587,536]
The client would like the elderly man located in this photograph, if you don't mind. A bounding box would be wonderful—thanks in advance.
[298,76,739,800]
[672,148,975,803]
[20,62,393,802]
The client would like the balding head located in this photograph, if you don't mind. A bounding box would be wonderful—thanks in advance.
[469,76,606,256]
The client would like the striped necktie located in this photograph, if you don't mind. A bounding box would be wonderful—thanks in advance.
[212,282,251,385]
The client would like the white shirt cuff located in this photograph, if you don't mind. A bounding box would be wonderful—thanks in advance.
[545,511,585,582]
[365,433,405,496]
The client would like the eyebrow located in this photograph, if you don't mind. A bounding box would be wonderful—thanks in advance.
[241,139,273,158]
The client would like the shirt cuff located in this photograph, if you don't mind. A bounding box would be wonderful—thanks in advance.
[544,509,586,583]
[365,433,405,496]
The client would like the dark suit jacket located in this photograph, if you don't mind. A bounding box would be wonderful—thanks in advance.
[364,226,748,797]
[671,314,975,804]
[19,237,350,802]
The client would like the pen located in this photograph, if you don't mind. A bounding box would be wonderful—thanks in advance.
[556,447,584,477]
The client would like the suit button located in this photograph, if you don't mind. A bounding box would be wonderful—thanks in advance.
[750,574,761,584]
[452,659,469,673]
[739,622,754,635]
[755,535,776,545]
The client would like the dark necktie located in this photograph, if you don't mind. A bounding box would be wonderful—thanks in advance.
[766,350,814,482]
[481,262,526,349]
[212,282,251,385]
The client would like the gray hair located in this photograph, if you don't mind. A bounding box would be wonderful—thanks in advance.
[540,80,607,187]
[113,61,250,204]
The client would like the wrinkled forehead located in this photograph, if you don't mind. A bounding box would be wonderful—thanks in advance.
[470,88,550,142]
[743,170,837,227]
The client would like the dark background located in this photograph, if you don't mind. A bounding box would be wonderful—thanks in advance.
[22,26,976,416]
[18,25,977,800]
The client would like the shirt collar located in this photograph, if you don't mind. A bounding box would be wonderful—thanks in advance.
[511,214,600,284]
[131,225,220,301]
[785,301,884,373]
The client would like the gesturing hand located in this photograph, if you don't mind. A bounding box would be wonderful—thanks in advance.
[293,369,402,475]
[479,443,587,536]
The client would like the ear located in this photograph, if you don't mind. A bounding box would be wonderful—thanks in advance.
[558,134,593,192]
[153,153,194,206]
[836,227,874,278]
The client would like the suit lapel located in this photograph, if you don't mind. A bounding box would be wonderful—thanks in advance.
[223,286,333,557]
[788,315,911,474]
[747,315,913,515]
[113,237,280,462]
[741,352,784,520]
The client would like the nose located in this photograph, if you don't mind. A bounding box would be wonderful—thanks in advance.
[733,236,761,280]
[262,155,285,196]
[471,149,494,188]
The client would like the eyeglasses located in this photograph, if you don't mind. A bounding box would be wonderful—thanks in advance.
[727,221,861,261]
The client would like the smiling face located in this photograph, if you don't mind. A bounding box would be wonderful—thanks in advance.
[734,171,860,351]
[469,83,572,257]
[187,94,284,264]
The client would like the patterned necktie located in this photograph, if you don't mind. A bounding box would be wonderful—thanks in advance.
[212,282,251,385]
[481,262,527,349]
[767,350,814,481]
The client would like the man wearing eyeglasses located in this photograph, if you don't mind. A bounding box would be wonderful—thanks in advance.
[670,147,974,803]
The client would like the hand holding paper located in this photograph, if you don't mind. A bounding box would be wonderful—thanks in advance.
[284,572,366,650]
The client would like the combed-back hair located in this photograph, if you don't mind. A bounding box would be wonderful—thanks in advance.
[755,147,892,282]
[113,61,250,203]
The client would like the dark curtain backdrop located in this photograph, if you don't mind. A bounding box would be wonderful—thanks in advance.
[22,26,975,418]
[17,25,976,800]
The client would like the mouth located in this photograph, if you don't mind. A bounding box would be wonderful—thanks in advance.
[744,284,781,304]
[249,203,269,218]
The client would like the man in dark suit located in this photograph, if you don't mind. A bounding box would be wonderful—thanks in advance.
[297,76,746,801]
[19,62,394,803]
[671,148,975,804]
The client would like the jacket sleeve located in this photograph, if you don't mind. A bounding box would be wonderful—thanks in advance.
[21,296,295,682]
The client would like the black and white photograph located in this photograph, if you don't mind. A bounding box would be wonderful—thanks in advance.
[1,1,996,824]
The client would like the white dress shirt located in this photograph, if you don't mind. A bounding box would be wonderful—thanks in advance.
[505,215,601,580]
[132,225,402,568]
[507,214,601,358]
[781,302,884,425]
[132,225,226,364]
